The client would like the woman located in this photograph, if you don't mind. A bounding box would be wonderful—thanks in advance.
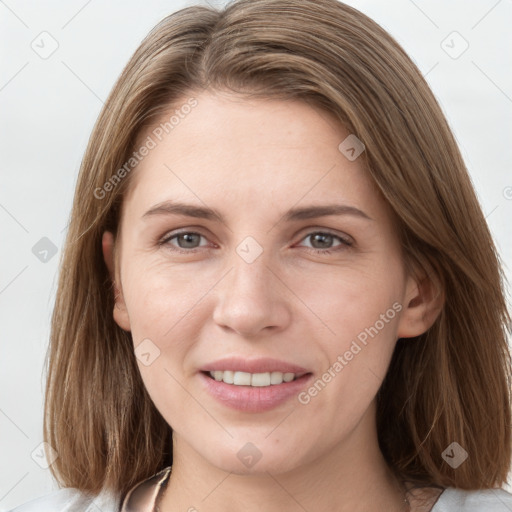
[11,0,512,510]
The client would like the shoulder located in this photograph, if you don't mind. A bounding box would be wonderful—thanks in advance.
[433,487,512,511]
[8,486,120,512]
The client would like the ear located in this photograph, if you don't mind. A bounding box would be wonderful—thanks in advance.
[102,231,131,332]
[397,268,444,338]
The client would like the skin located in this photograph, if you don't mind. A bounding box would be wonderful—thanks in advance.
[103,90,443,512]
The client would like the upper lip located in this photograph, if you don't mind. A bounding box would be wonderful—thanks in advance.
[201,357,310,375]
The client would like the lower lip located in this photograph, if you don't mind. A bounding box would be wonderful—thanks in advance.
[199,372,313,412]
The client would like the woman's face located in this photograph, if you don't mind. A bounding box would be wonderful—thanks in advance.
[105,90,424,475]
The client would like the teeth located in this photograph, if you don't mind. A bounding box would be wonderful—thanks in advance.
[209,370,297,386]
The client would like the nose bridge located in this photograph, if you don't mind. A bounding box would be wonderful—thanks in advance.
[212,236,290,336]
[228,237,274,306]
[231,243,269,293]
[225,230,272,290]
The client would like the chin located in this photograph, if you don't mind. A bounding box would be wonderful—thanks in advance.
[196,436,306,476]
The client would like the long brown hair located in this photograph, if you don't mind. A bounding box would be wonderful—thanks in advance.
[44,0,511,499]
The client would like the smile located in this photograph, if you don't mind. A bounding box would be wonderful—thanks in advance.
[200,371,313,412]
[208,370,302,386]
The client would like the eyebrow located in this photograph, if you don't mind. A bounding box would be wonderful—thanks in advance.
[142,200,372,222]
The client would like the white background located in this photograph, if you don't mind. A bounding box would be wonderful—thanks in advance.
[1,0,511,509]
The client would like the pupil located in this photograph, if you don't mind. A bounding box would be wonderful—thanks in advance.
[179,233,199,248]
[312,233,332,248]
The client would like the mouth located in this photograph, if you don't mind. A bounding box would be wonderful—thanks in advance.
[199,369,313,412]
[203,370,307,387]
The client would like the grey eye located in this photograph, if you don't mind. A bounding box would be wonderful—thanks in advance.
[308,233,336,249]
[172,233,204,249]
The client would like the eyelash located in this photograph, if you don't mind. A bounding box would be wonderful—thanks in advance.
[158,229,353,255]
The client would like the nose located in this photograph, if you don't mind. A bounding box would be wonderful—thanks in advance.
[212,248,292,338]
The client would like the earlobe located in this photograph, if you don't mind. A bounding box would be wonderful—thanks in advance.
[397,271,444,339]
[102,231,131,332]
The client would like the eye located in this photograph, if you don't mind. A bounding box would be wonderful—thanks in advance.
[159,229,353,255]
[160,231,210,252]
[297,231,353,254]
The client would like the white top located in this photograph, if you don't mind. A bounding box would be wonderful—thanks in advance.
[7,487,119,512]
[432,487,512,511]
[8,485,512,511]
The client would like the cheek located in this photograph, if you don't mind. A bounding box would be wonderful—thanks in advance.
[291,262,403,409]
[123,260,215,339]
[122,266,210,424]
[293,258,403,347]
[121,260,222,410]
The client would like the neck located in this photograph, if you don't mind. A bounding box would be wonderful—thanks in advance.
[159,404,408,512]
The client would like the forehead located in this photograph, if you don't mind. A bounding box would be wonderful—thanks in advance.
[123,90,384,220]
